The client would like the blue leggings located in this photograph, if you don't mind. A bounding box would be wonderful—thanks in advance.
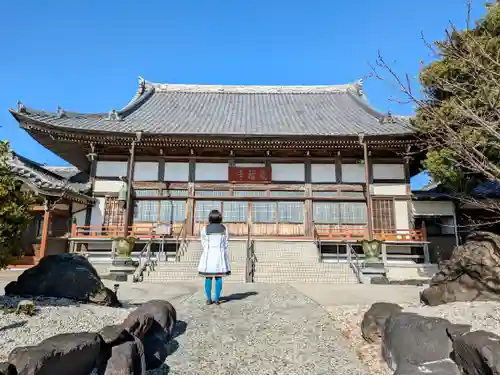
[205,277,223,301]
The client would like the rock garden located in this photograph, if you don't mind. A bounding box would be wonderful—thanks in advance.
[0,254,178,375]
[329,231,500,375]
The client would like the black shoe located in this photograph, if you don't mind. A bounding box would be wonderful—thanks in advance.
[206,300,213,305]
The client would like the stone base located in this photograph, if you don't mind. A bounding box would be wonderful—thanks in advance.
[108,262,136,283]
[360,262,386,284]
[111,258,139,268]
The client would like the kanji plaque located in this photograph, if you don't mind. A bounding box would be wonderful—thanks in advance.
[228,167,271,183]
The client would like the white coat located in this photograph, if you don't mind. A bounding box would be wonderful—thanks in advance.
[197,223,231,276]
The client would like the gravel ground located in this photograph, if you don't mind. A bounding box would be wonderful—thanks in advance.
[162,283,367,375]
[327,300,500,375]
[0,284,368,375]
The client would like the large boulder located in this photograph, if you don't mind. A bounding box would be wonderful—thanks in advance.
[120,300,177,370]
[361,302,403,343]
[4,254,120,307]
[382,312,470,373]
[0,363,17,375]
[8,332,106,375]
[448,329,500,375]
[420,232,500,306]
[393,360,460,375]
[104,341,145,375]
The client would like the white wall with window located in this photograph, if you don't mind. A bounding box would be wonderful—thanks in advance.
[95,161,128,177]
[312,202,367,226]
[341,164,365,183]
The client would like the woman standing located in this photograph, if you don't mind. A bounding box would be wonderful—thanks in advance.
[198,209,230,305]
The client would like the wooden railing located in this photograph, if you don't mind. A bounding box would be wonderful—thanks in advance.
[314,224,427,243]
[71,223,185,239]
[175,220,188,261]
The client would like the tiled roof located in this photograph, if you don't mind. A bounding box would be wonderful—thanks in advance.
[7,153,93,203]
[472,180,500,198]
[10,78,413,137]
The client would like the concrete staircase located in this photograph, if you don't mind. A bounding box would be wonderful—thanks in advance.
[252,241,359,284]
[142,240,248,283]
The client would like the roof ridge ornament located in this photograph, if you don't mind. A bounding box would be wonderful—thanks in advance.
[138,76,146,95]
[17,101,26,113]
[379,110,396,124]
[352,78,364,96]
[107,108,122,121]
[56,105,66,119]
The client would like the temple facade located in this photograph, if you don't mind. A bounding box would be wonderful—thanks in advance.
[9,77,443,269]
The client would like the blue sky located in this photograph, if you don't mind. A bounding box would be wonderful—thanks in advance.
[0,0,488,188]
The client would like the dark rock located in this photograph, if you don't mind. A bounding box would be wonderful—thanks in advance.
[120,300,177,370]
[421,232,500,306]
[361,302,402,343]
[4,254,120,307]
[121,300,176,338]
[370,276,389,284]
[8,332,105,375]
[0,363,17,375]
[99,325,134,346]
[394,360,460,375]
[382,312,470,372]
[449,329,500,375]
[104,341,145,375]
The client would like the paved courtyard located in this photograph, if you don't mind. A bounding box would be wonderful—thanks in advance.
[0,271,424,374]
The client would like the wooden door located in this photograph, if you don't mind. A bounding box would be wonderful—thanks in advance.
[102,196,124,236]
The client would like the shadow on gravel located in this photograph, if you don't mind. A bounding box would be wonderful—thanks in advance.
[0,320,27,332]
[172,320,188,339]
[220,291,258,303]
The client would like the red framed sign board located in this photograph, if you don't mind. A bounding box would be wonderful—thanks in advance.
[228,167,272,184]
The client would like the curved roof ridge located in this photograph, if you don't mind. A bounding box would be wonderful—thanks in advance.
[346,91,413,129]
[144,78,364,94]
[10,76,154,120]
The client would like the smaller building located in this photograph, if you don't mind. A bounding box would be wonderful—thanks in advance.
[7,152,94,266]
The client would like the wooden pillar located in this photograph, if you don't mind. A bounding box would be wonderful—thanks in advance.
[84,147,98,227]
[361,137,374,240]
[186,160,196,236]
[39,208,51,259]
[123,141,137,235]
[304,159,313,237]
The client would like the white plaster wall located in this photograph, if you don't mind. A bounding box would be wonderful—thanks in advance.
[96,161,128,177]
[94,180,124,193]
[90,197,106,226]
[412,201,455,216]
[134,162,159,181]
[71,203,87,226]
[195,163,229,181]
[272,163,305,181]
[394,200,411,230]
[372,164,405,180]
[371,183,407,196]
[164,162,189,181]
[311,164,336,183]
[341,164,365,183]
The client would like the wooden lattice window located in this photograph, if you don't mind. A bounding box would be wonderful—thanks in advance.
[372,198,395,230]
[102,196,125,228]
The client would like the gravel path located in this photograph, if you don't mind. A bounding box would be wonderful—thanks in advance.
[161,283,367,375]
[0,283,367,375]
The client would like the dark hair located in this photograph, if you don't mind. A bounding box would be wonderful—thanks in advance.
[208,209,223,224]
